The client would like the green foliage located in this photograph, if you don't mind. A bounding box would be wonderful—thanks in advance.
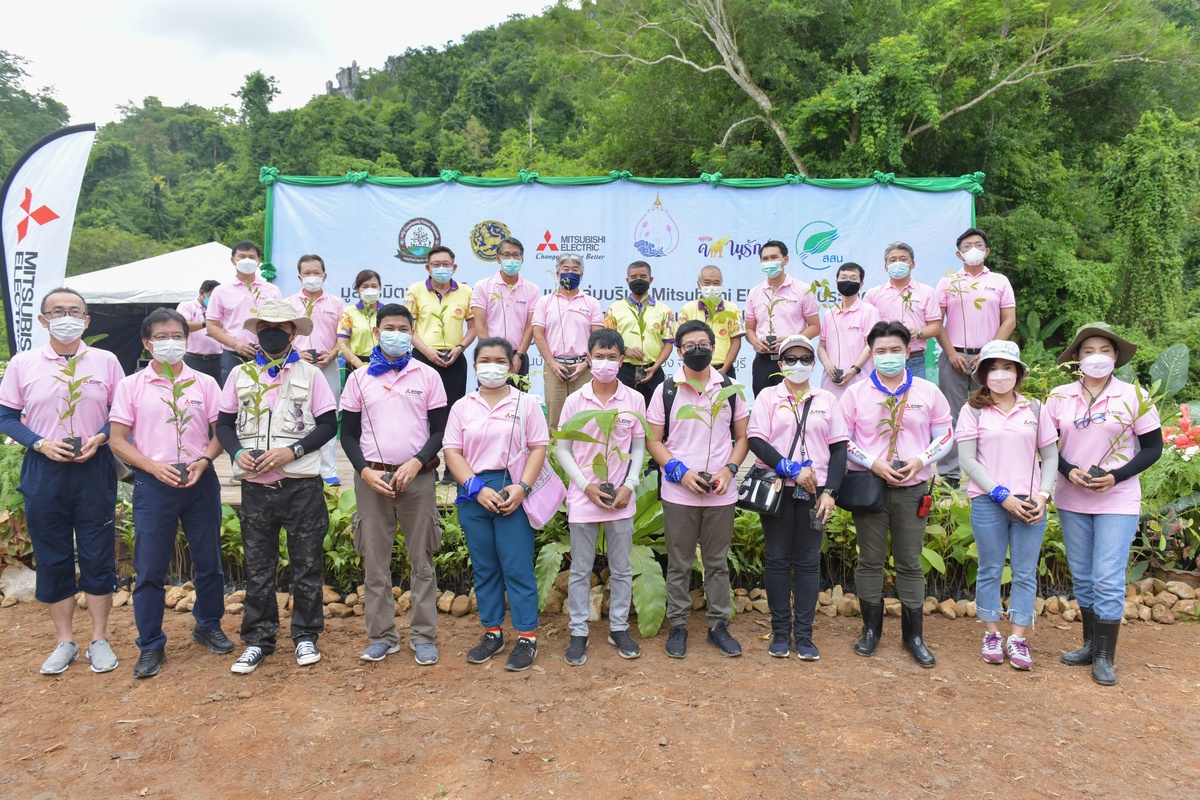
[0,51,69,177]
[0,441,31,567]
[322,486,360,592]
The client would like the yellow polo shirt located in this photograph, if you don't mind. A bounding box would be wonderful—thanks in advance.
[337,302,380,358]
[604,296,674,366]
[675,299,744,367]
[406,279,474,350]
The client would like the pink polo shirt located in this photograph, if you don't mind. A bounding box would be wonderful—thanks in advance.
[178,298,222,356]
[444,388,551,472]
[531,290,604,359]
[218,361,337,484]
[954,397,1058,499]
[841,375,952,487]
[744,274,819,340]
[0,342,124,441]
[341,361,448,465]
[470,273,540,350]
[747,384,848,487]
[861,280,940,353]
[1045,379,1161,515]
[110,363,221,464]
[559,381,647,523]
[646,368,749,507]
[935,267,1015,350]
[820,300,879,398]
[206,277,283,350]
[288,290,344,355]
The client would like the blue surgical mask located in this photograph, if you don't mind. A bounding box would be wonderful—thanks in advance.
[559,272,582,291]
[887,262,911,280]
[874,353,907,377]
[430,267,454,284]
[379,331,412,358]
[500,259,522,276]
[761,260,783,279]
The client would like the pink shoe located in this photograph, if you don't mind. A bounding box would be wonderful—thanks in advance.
[981,631,1004,664]
[1006,636,1033,670]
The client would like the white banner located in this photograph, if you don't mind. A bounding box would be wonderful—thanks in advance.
[1,124,96,353]
[270,181,973,399]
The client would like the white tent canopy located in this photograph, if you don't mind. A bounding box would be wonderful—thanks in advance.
[71,241,231,305]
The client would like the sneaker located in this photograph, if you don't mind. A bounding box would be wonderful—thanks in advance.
[794,636,820,661]
[1006,635,1033,671]
[665,625,688,659]
[324,477,341,487]
[228,475,241,485]
[607,629,641,659]
[768,633,791,658]
[133,648,166,679]
[86,639,119,673]
[565,635,588,666]
[192,627,235,655]
[707,623,742,658]
[295,639,321,666]
[466,631,505,664]
[982,631,1005,664]
[504,636,538,672]
[413,642,439,666]
[39,641,78,675]
[231,645,266,674]
[360,641,401,662]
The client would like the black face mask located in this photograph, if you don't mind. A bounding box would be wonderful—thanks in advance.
[683,347,713,372]
[629,279,651,296]
[837,280,861,297]
[258,326,292,355]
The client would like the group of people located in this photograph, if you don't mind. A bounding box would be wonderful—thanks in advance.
[0,229,1161,688]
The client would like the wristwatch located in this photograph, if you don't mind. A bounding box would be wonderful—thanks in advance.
[724,462,739,475]
[823,488,840,500]
[291,443,306,458]
[519,481,532,494]
[33,439,45,452]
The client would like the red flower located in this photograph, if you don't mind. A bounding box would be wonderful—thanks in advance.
[1174,434,1191,448]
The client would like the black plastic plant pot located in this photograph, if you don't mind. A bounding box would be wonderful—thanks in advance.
[381,471,395,487]
[764,335,778,348]
[1087,465,1110,480]
[499,489,511,503]
[633,366,646,384]
[600,482,616,506]
[171,462,188,486]
[63,436,82,458]
[892,459,908,472]
[697,471,714,493]
[247,449,265,467]
[832,368,844,384]
[306,349,318,363]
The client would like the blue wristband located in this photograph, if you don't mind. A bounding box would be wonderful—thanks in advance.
[454,475,486,505]
[775,459,800,480]
[798,459,813,468]
[663,459,689,484]
[988,485,1010,504]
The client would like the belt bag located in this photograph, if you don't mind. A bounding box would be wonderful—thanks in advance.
[837,388,908,514]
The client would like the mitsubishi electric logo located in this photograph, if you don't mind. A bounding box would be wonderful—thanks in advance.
[16,188,59,243]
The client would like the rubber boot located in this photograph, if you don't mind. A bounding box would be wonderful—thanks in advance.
[853,599,884,657]
[1060,606,1095,666]
[900,603,936,668]
[1090,618,1121,686]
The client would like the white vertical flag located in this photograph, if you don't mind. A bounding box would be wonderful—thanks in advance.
[0,123,96,353]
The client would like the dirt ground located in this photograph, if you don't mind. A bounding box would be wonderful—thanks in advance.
[0,602,1196,800]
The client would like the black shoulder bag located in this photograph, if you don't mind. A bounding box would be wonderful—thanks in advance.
[737,396,812,516]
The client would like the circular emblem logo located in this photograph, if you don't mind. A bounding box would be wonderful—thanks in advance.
[794,221,841,271]
[395,218,441,263]
[633,194,680,257]
[470,219,512,261]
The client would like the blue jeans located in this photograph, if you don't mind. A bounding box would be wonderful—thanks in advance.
[132,469,224,651]
[971,499,1046,627]
[458,470,539,631]
[907,351,927,380]
[1058,510,1138,621]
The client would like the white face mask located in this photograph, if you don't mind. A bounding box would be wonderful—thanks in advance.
[887,262,911,280]
[48,316,86,344]
[359,288,381,304]
[301,276,324,291]
[699,285,722,299]
[960,247,987,267]
[782,362,814,383]
[476,363,509,388]
[152,339,187,364]
[235,258,259,275]
[1079,353,1115,379]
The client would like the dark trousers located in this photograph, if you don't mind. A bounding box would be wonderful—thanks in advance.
[457,470,539,631]
[239,477,328,652]
[752,353,782,398]
[131,469,224,651]
[852,484,929,606]
[219,349,248,386]
[414,350,468,409]
[20,448,117,603]
[185,352,224,387]
[761,493,822,638]
[617,362,666,408]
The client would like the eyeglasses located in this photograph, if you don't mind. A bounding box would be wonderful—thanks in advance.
[150,334,187,343]
[45,308,85,319]
[1074,412,1107,429]
[679,344,713,355]
[428,261,454,269]
[781,355,815,366]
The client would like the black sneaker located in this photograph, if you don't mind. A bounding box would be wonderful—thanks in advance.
[607,629,641,659]
[564,635,588,666]
[665,625,688,659]
[231,645,266,674]
[768,633,790,658]
[504,636,538,672]
[192,626,235,655]
[707,622,742,657]
[133,648,165,679]
[466,631,505,664]
[795,635,820,661]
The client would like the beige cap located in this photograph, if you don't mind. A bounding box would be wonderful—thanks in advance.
[242,298,313,336]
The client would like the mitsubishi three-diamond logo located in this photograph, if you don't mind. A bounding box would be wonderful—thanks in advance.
[16,188,59,243]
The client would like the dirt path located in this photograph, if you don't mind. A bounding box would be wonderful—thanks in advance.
[0,603,1196,799]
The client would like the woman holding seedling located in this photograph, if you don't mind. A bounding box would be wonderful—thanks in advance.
[1045,323,1162,686]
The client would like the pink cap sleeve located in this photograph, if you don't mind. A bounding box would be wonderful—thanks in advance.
[469,282,487,311]
[629,394,648,440]
[839,384,859,436]
[339,373,363,413]
[587,296,603,327]
[930,386,954,427]
[935,277,950,310]
[426,369,449,410]
[826,397,850,443]
[922,288,941,322]
[524,396,550,447]
[218,372,241,414]
[443,400,465,450]
[310,370,338,416]
[954,404,979,442]
[0,357,25,410]
[203,376,221,424]
[999,276,1016,309]
[205,289,222,322]
[1037,403,1058,449]
[108,377,135,427]
[106,354,126,403]
[646,383,667,426]
[801,290,818,319]
[531,295,547,328]
[745,393,772,441]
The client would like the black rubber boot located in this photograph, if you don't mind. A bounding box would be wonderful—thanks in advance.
[1091,618,1121,686]
[900,603,936,668]
[1060,606,1095,666]
[854,599,884,657]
